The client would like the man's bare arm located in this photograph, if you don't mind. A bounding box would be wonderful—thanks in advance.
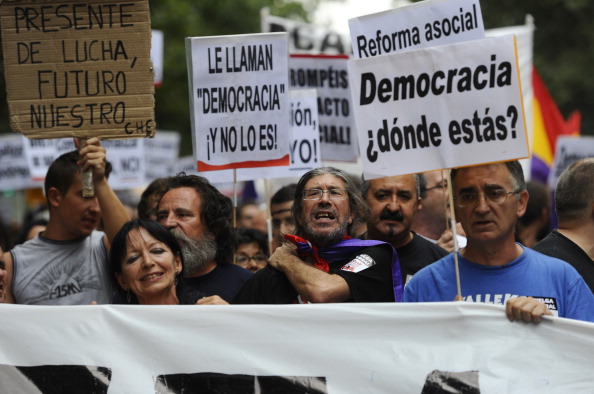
[268,244,350,303]
[1,252,15,303]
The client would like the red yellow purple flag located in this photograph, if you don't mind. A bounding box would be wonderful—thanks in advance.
[531,68,581,183]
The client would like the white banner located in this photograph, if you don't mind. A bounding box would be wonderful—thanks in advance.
[144,131,181,181]
[1,303,593,393]
[290,55,358,162]
[548,136,594,189]
[101,140,146,189]
[0,134,37,190]
[186,33,291,172]
[261,10,351,55]
[348,35,529,179]
[348,0,485,59]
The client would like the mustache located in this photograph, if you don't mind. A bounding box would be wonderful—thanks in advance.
[380,209,404,222]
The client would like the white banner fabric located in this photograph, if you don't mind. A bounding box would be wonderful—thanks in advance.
[0,303,593,393]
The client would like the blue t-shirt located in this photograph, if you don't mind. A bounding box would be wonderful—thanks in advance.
[403,246,594,322]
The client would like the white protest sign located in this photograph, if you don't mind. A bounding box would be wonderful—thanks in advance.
[0,134,37,190]
[348,35,529,180]
[290,55,357,162]
[186,33,290,172]
[235,89,320,181]
[152,29,164,86]
[101,139,146,189]
[21,137,75,181]
[548,136,594,189]
[1,303,594,393]
[175,156,235,185]
[144,131,180,181]
[261,10,351,55]
[349,0,484,59]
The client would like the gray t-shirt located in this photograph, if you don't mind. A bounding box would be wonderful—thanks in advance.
[11,231,113,305]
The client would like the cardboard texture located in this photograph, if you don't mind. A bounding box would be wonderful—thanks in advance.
[0,0,155,139]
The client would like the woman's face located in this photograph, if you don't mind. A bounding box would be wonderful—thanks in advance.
[116,227,181,304]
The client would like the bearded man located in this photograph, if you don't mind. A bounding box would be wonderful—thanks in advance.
[157,174,252,302]
[233,167,400,304]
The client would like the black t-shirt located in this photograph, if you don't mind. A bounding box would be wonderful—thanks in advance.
[232,244,395,304]
[397,233,448,284]
[534,230,594,293]
[185,263,253,303]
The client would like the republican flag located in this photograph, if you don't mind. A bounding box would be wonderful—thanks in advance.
[531,68,581,183]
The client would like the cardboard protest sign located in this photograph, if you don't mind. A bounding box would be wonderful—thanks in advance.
[0,0,155,140]
[261,10,351,55]
[0,134,37,190]
[186,32,291,172]
[348,35,529,180]
[349,0,484,59]
[290,54,357,162]
[236,89,320,180]
[548,136,594,189]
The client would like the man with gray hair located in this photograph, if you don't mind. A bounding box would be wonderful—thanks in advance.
[534,158,594,293]
[361,174,448,285]
[234,167,400,304]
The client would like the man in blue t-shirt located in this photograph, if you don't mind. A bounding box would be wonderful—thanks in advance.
[404,161,594,323]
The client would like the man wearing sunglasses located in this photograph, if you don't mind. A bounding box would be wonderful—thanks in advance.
[404,161,594,323]
[234,167,400,304]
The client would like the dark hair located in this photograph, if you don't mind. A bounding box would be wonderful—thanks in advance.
[44,150,112,199]
[555,158,594,222]
[360,173,423,199]
[137,177,171,220]
[271,183,297,205]
[109,219,184,304]
[292,167,370,236]
[417,173,428,198]
[161,173,235,265]
[451,161,526,192]
[236,228,269,256]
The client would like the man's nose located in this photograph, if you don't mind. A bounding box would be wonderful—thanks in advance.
[160,213,177,229]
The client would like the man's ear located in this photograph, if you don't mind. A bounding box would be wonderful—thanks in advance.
[516,190,529,218]
[47,187,62,208]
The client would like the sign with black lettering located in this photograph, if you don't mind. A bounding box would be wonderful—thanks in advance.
[261,10,351,55]
[548,136,594,189]
[186,32,290,172]
[290,55,357,162]
[348,35,528,179]
[0,134,37,190]
[349,0,484,59]
[22,137,75,181]
[101,139,146,189]
[0,0,155,139]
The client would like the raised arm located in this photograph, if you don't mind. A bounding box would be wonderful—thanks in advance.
[1,251,15,303]
[76,137,130,247]
[268,244,350,303]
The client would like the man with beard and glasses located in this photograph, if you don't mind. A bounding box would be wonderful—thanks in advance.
[156,174,252,302]
[361,174,448,286]
[233,167,401,304]
[2,138,129,304]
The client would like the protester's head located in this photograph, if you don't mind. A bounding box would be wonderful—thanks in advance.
[292,167,369,247]
[516,181,551,247]
[157,174,235,275]
[412,170,450,240]
[451,161,528,244]
[270,183,297,250]
[109,219,183,304]
[44,150,112,238]
[236,201,267,233]
[234,228,268,273]
[555,158,594,225]
[361,174,422,245]
[137,177,171,220]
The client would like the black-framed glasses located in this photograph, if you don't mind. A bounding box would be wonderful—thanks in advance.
[302,188,348,201]
[234,253,268,266]
[454,188,521,208]
[424,180,448,192]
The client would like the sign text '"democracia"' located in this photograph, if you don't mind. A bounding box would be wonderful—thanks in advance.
[360,54,520,162]
[196,43,286,159]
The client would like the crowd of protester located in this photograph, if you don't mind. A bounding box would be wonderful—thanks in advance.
[1,139,593,325]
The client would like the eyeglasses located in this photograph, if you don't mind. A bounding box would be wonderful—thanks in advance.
[424,180,448,192]
[302,188,348,201]
[454,188,520,207]
[234,253,268,266]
